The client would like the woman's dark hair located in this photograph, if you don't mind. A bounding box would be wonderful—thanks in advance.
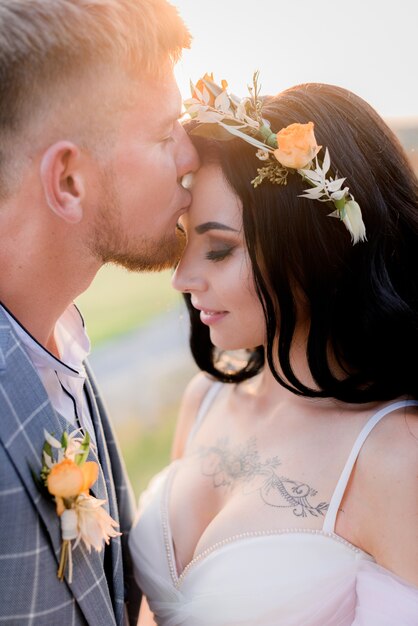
[184,83,418,403]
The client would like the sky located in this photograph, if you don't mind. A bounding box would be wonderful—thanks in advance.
[172,0,418,121]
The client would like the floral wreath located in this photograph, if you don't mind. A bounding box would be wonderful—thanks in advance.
[184,72,366,245]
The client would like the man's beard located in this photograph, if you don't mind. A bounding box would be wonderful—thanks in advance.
[88,173,185,272]
[93,226,185,272]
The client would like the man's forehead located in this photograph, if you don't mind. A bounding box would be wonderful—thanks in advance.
[133,73,182,123]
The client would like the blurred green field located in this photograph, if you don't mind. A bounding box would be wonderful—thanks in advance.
[76,264,184,496]
[116,408,178,499]
[76,265,178,346]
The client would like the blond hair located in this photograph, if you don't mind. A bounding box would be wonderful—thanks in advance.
[0,0,190,194]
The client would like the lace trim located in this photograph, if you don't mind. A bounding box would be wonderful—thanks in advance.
[175,528,370,589]
[161,462,179,585]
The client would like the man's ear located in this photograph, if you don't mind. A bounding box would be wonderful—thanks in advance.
[40,141,86,224]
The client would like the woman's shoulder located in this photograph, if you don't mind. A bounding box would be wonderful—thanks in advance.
[355,401,418,585]
[180,371,221,422]
[171,373,221,460]
[359,403,418,503]
[358,401,418,473]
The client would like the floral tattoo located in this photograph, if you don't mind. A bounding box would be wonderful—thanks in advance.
[199,437,328,518]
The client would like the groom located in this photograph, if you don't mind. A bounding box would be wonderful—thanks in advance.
[0,1,198,625]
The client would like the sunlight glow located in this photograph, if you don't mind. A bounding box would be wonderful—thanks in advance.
[173,0,418,120]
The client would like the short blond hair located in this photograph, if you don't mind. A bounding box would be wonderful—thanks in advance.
[0,0,190,194]
[0,0,190,125]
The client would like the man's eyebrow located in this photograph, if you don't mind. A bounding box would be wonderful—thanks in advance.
[195,221,238,234]
[157,111,182,131]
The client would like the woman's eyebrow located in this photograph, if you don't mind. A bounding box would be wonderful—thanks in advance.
[195,221,238,234]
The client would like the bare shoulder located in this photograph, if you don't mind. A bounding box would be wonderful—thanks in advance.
[358,404,418,478]
[356,404,418,584]
[171,372,217,460]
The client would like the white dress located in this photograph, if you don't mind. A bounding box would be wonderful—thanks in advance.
[129,390,418,625]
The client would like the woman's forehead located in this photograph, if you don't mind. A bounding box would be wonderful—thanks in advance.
[188,164,243,228]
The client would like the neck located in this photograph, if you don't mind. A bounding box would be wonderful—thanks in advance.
[247,337,378,416]
[0,209,100,354]
[239,325,334,413]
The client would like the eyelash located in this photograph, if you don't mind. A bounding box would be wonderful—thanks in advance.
[205,247,234,262]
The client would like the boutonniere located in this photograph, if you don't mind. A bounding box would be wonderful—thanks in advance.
[39,429,121,583]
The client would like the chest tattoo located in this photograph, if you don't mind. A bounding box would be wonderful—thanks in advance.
[199,437,328,518]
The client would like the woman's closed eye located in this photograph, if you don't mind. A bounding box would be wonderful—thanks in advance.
[160,122,177,145]
[205,246,235,262]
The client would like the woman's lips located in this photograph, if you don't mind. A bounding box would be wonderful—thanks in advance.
[197,308,229,326]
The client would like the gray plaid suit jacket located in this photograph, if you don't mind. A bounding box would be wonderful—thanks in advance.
[0,307,141,625]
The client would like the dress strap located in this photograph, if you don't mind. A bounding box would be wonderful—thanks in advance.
[185,381,223,449]
[322,400,418,533]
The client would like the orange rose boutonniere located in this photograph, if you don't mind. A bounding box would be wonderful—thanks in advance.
[40,430,120,583]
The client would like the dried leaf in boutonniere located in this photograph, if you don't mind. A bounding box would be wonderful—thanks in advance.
[39,429,121,583]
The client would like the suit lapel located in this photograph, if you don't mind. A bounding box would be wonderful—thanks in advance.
[0,313,116,626]
[84,375,125,626]
[84,430,108,506]
[85,363,141,626]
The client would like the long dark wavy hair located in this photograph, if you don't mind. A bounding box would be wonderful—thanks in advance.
[183,83,418,403]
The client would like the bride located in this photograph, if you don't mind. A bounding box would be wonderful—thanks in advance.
[129,77,418,625]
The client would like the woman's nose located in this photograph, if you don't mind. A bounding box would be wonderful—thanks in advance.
[171,258,206,294]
